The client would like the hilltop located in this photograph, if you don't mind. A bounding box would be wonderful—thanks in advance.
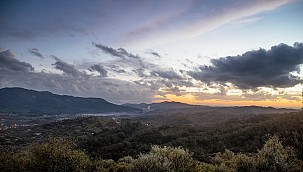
[0,87,140,115]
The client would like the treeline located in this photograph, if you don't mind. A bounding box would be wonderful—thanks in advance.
[1,136,302,172]
[1,111,303,162]
[78,111,303,161]
[1,111,303,171]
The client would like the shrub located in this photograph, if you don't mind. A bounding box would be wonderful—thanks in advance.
[0,151,31,172]
[212,149,253,172]
[130,145,197,172]
[212,135,302,172]
[94,159,118,172]
[254,135,299,171]
[0,138,92,172]
[195,162,215,172]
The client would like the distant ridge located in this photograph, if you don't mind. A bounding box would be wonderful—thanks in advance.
[124,101,203,111]
[124,101,298,115]
[0,87,140,115]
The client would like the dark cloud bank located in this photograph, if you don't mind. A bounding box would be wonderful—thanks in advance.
[0,49,152,104]
[0,49,34,72]
[0,42,302,104]
[189,43,303,89]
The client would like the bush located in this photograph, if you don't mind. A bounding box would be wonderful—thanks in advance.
[254,135,299,171]
[212,149,253,172]
[0,151,31,172]
[130,145,197,172]
[1,135,302,172]
[94,159,118,172]
[0,138,92,172]
[212,135,302,172]
[30,138,92,172]
[195,162,215,172]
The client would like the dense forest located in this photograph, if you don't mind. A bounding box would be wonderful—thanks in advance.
[1,111,303,171]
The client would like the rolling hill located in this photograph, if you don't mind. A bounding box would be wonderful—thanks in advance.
[0,87,140,115]
[124,101,203,111]
[125,101,297,115]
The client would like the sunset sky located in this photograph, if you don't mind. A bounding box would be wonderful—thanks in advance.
[1,0,303,108]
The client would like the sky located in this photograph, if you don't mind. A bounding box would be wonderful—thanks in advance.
[1,0,303,108]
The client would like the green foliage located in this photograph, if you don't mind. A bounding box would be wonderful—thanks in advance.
[94,159,118,172]
[3,111,303,163]
[30,138,92,172]
[1,136,303,172]
[130,145,197,172]
[212,136,302,172]
[0,87,138,115]
[0,151,31,172]
[1,111,303,171]
[213,149,253,172]
[0,138,92,172]
[195,162,216,172]
[254,135,298,171]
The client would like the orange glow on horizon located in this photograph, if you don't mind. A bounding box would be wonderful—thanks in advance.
[153,93,302,109]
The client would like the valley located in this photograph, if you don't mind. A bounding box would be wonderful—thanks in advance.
[1,88,302,171]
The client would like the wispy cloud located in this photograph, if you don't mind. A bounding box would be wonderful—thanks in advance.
[51,55,87,77]
[28,48,45,59]
[123,0,291,47]
[93,42,140,59]
[93,42,193,94]
[1,0,292,48]
[93,42,150,73]
[146,49,161,58]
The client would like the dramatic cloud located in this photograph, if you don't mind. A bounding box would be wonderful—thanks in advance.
[0,69,153,104]
[93,43,193,93]
[151,69,184,80]
[93,42,140,59]
[51,55,86,77]
[0,48,154,103]
[92,43,192,93]
[89,64,108,77]
[189,43,303,89]
[28,48,45,59]
[93,42,156,76]
[0,49,34,72]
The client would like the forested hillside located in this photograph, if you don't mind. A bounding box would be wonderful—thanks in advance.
[1,111,303,171]
[0,88,139,115]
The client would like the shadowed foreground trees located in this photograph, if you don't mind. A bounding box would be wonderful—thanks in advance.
[213,136,301,172]
[0,138,92,172]
[0,136,302,172]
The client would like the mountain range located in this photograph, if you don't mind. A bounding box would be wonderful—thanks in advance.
[124,102,297,115]
[0,87,298,116]
[0,87,139,115]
